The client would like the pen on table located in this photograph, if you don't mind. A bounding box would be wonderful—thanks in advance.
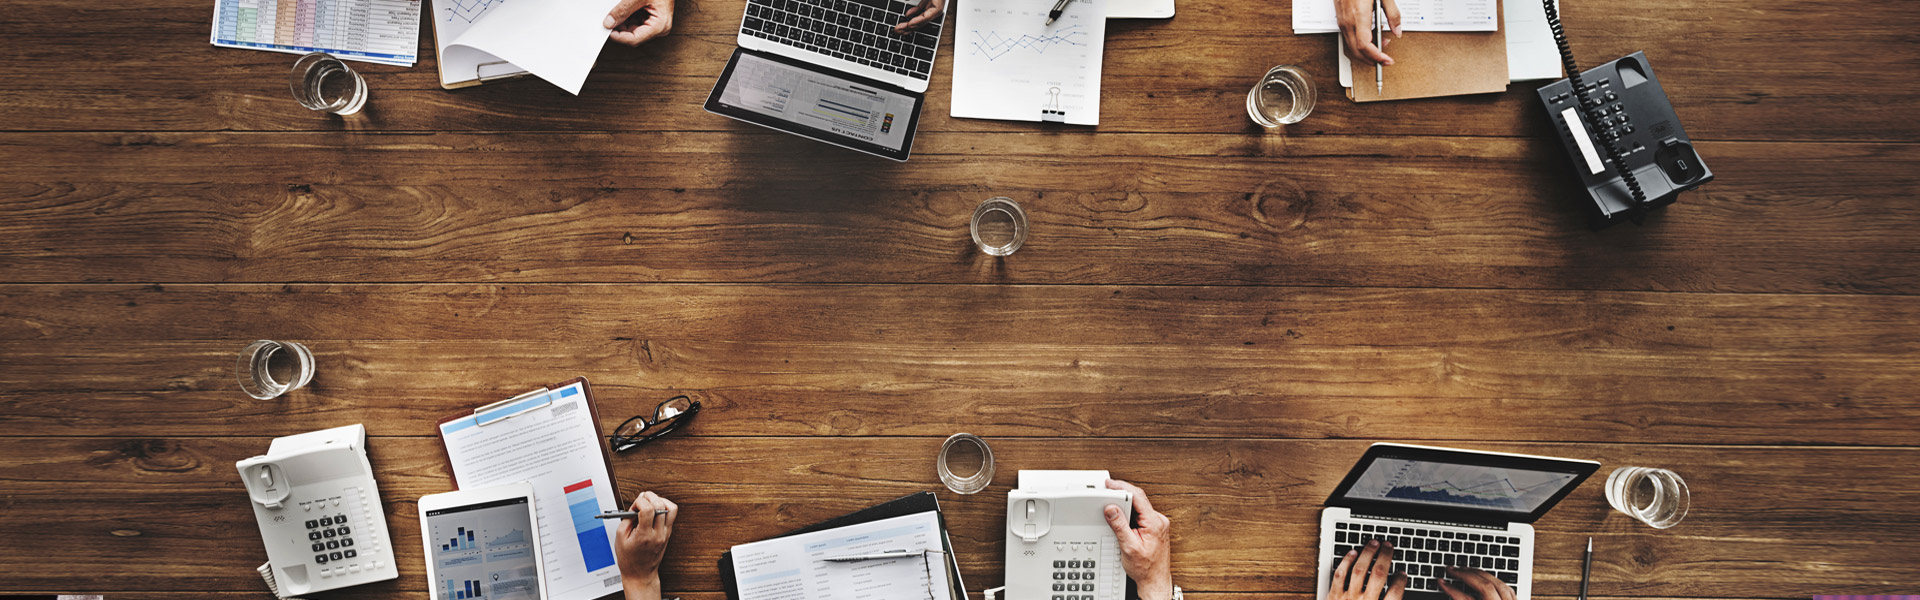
[821,549,929,562]
[1044,0,1072,26]
[1373,0,1384,96]
[595,509,670,520]
[1578,537,1594,600]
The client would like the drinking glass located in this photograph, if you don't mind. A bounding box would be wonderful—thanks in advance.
[970,197,1027,256]
[1605,466,1690,529]
[937,433,994,494]
[290,53,368,115]
[237,340,316,400]
[1247,65,1315,128]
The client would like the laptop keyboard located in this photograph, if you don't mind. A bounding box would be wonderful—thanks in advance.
[740,0,942,80]
[1332,522,1521,592]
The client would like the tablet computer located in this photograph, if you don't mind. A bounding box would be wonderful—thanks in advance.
[420,482,549,600]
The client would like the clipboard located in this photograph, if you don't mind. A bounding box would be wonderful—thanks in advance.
[718,492,969,600]
[435,376,620,492]
[1341,0,1509,102]
[428,0,533,90]
[435,377,624,600]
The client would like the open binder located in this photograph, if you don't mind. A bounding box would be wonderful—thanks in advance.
[719,492,968,600]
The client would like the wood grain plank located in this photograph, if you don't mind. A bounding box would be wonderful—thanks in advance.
[0,0,1915,140]
[3,179,1917,291]
[1,437,1914,596]
[2,285,1913,443]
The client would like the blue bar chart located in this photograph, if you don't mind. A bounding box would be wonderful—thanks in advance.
[564,479,617,572]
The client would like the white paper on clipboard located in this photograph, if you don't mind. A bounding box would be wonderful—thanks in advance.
[439,381,625,600]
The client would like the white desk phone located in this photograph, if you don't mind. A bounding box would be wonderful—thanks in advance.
[995,470,1133,600]
[237,424,399,598]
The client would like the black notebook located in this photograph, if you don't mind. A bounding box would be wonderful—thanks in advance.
[719,491,967,600]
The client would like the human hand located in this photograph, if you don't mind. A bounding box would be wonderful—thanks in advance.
[1439,567,1516,600]
[894,0,943,32]
[604,0,675,46]
[1103,479,1174,600]
[614,491,678,600]
[1336,0,1400,66]
[1327,540,1406,600]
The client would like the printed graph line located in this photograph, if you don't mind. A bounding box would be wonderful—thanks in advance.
[442,0,502,23]
[966,26,1087,61]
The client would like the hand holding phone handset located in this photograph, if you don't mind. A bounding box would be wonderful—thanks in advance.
[237,424,399,599]
[999,470,1134,600]
[420,482,550,600]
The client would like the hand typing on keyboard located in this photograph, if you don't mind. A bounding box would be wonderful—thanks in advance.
[1437,568,1515,600]
[1329,540,1407,600]
[605,0,677,46]
[893,0,943,32]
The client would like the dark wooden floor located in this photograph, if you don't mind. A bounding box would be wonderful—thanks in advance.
[3,0,1919,597]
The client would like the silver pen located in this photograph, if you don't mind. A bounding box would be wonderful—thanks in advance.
[1044,0,1072,26]
[1374,0,1384,96]
[821,548,928,562]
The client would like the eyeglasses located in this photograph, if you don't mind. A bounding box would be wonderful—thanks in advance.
[609,395,700,452]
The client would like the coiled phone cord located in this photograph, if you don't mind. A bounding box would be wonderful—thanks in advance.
[1544,0,1647,214]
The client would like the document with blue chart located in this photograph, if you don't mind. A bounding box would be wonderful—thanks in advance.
[440,380,625,600]
[1344,458,1576,513]
[426,497,541,600]
[950,0,1106,125]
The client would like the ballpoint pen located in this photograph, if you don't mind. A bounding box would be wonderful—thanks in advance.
[1578,537,1594,600]
[1045,0,1072,26]
[1373,0,1384,96]
[595,509,670,520]
[821,548,930,562]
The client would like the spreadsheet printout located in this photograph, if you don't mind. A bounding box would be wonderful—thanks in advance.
[210,0,422,66]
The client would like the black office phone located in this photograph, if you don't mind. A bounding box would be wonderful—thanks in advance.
[1536,3,1712,229]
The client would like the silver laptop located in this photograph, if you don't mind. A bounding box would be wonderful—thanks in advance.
[1315,444,1599,600]
[705,0,946,161]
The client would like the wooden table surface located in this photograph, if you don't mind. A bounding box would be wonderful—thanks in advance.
[3,0,1919,596]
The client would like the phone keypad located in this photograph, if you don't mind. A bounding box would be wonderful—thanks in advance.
[309,514,355,564]
[1049,559,1098,600]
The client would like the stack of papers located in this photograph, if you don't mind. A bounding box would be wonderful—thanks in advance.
[1297,0,1563,82]
[730,512,955,600]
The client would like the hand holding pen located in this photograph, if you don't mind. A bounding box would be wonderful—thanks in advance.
[1337,0,1402,65]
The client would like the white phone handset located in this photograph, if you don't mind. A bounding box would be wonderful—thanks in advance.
[237,424,399,599]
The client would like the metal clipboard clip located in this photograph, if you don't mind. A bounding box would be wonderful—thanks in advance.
[476,60,525,82]
[1040,87,1067,123]
[474,387,555,426]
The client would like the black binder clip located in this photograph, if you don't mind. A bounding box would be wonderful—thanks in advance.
[1040,86,1066,123]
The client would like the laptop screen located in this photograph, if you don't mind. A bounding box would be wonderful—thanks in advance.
[1327,444,1600,523]
[1343,458,1580,514]
[706,49,922,161]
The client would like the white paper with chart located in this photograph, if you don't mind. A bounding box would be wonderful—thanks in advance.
[950,0,1106,126]
[430,0,622,93]
[438,382,625,600]
[729,511,955,600]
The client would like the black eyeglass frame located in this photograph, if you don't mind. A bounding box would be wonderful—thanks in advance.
[609,395,701,452]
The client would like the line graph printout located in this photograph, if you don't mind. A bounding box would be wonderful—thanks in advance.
[210,0,422,66]
[1345,458,1578,513]
[429,0,528,86]
[951,0,1106,125]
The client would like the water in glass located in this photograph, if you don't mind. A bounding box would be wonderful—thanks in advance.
[1248,65,1315,128]
[970,197,1027,256]
[237,340,316,400]
[1605,466,1689,529]
[290,53,368,115]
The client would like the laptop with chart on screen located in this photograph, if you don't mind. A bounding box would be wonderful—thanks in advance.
[1314,444,1599,600]
[705,0,948,161]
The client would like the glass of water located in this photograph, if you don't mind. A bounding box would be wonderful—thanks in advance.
[971,197,1028,256]
[937,433,995,494]
[1605,466,1690,529]
[1247,65,1315,128]
[290,52,368,115]
[237,340,316,400]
